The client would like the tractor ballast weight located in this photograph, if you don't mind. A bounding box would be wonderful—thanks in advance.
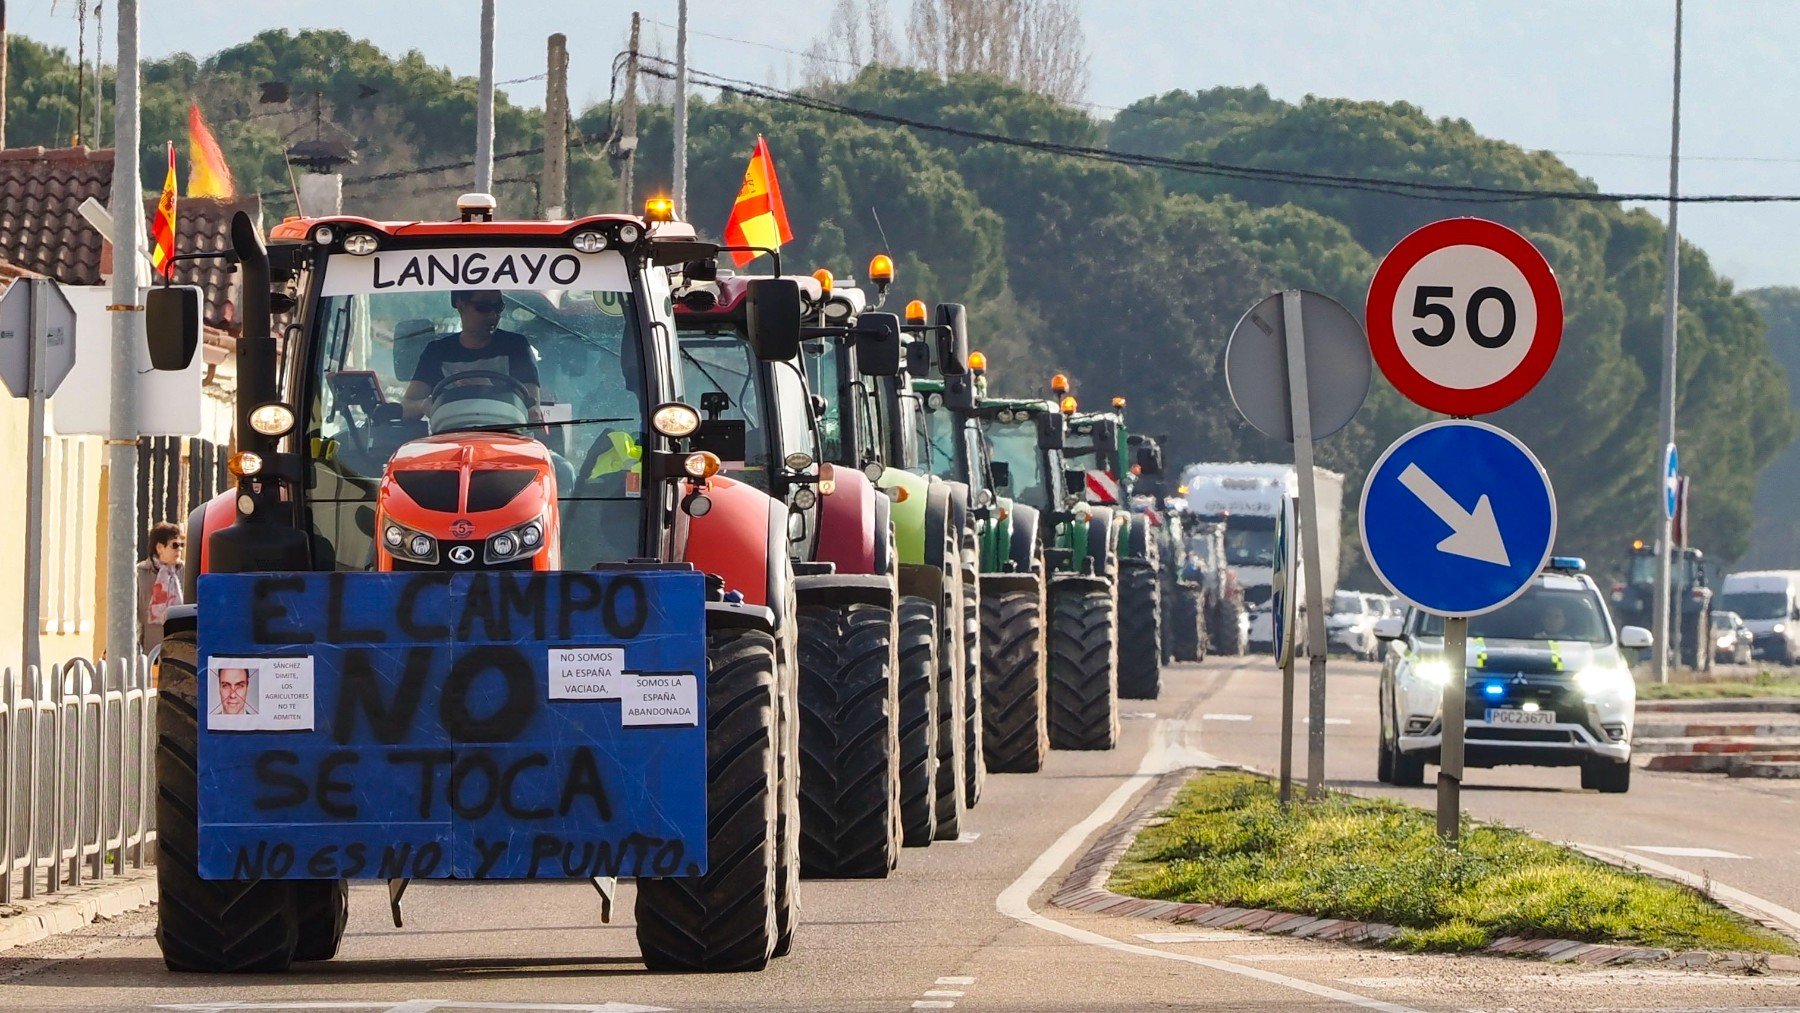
[153,200,806,974]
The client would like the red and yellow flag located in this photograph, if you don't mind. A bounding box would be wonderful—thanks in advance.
[186,103,235,199]
[150,142,177,279]
[722,135,793,268]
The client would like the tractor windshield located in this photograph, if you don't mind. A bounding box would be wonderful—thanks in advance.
[921,396,963,482]
[986,416,1049,509]
[677,330,772,489]
[303,247,649,569]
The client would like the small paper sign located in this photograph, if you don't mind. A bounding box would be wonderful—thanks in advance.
[548,646,625,700]
[621,673,699,727]
[207,656,314,732]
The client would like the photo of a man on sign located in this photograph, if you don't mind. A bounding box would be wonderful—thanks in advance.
[209,663,257,723]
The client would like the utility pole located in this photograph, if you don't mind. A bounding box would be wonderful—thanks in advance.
[617,12,640,208]
[94,4,104,147]
[475,0,495,193]
[673,0,688,218]
[105,0,140,666]
[1653,0,1683,684]
[543,33,568,219]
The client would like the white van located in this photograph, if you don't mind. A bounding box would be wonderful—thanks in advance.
[1717,571,1800,663]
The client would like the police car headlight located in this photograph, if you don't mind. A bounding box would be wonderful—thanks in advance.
[1412,659,1452,686]
[1575,664,1634,698]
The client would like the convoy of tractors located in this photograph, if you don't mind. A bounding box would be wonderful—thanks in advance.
[141,194,1252,976]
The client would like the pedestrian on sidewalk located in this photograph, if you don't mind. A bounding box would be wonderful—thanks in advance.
[137,522,185,654]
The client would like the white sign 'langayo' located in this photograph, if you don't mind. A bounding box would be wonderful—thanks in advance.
[319,247,630,296]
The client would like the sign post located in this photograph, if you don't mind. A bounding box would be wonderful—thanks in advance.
[1272,495,1298,803]
[1226,288,1370,802]
[0,277,78,675]
[1656,443,1680,683]
[1363,217,1564,843]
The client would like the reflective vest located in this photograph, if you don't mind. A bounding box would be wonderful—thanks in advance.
[586,430,644,494]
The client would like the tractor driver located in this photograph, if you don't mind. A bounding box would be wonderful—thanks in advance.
[401,289,543,422]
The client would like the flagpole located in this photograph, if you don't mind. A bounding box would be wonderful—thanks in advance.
[475,0,495,194]
[673,0,689,219]
[105,0,141,666]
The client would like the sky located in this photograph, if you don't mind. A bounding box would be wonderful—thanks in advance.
[13,0,1799,290]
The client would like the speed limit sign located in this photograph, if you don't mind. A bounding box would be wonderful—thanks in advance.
[1366,218,1563,415]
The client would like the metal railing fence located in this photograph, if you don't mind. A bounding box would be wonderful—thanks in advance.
[0,654,157,903]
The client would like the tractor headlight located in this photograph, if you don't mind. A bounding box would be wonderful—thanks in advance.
[997,409,1016,423]
[486,517,548,564]
[383,525,404,548]
[617,223,643,244]
[342,232,379,256]
[311,224,336,246]
[249,402,297,437]
[652,401,702,438]
[381,520,439,564]
[571,230,607,253]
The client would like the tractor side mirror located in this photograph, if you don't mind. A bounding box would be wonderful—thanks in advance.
[853,312,902,377]
[989,460,1012,491]
[1091,419,1118,457]
[934,303,969,375]
[1036,409,1065,450]
[1065,469,1087,496]
[1135,441,1164,476]
[905,338,931,377]
[745,278,803,361]
[146,285,202,370]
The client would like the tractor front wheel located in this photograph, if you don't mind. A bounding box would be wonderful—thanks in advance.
[1117,563,1162,700]
[896,596,940,847]
[980,584,1048,773]
[1048,583,1120,750]
[636,627,780,972]
[797,604,898,879]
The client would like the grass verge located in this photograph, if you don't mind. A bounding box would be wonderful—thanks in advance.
[1109,771,1794,954]
[1638,673,1800,700]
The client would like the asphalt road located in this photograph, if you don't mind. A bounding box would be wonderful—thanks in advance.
[5,657,1798,1013]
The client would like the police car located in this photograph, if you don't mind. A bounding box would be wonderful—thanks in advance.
[1374,558,1650,793]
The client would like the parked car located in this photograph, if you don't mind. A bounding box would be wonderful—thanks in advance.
[1326,589,1379,660]
[1711,610,1754,665]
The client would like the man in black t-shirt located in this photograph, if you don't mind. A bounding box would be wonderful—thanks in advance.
[401,289,543,420]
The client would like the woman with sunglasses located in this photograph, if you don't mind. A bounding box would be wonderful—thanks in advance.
[400,288,543,422]
[138,522,185,653]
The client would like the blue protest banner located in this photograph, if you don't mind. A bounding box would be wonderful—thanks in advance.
[195,570,709,881]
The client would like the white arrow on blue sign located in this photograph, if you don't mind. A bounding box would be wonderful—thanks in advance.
[1664,443,1679,520]
[1361,420,1557,618]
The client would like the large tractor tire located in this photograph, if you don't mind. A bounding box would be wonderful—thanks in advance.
[961,567,985,808]
[1215,601,1247,656]
[980,584,1048,773]
[1048,582,1120,751]
[1117,563,1162,700]
[636,627,780,973]
[1165,585,1205,663]
[896,596,940,847]
[772,615,801,960]
[796,603,898,879]
[933,570,969,841]
[154,627,300,973]
[290,880,349,961]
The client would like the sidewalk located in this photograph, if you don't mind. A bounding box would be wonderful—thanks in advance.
[0,867,157,953]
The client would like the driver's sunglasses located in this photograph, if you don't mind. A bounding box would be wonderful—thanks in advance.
[168,540,185,549]
[469,298,504,313]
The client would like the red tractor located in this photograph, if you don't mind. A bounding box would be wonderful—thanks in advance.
[673,267,908,878]
[146,195,807,973]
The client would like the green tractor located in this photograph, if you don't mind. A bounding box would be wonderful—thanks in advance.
[1062,397,1165,700]
[916,353,1050,773]
[946,367,1120,751]
[797,265,980,843]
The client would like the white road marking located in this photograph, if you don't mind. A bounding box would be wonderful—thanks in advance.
[912,1003,955,1010]
[1302,717,1353,725]
[949,832,982,843]
[994,720,1429,1013]
[922,990,965,997]
[1135,931,1272,943]
[1337,978,1427,988]
[935,976,976,985]
[1228,954,1330,962]
[1622,846,1749,859]
[1203,713,1255,721]
[1123,711,1159,720]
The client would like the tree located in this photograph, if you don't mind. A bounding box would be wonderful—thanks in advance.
[905,0,1089,103]
[804,0,900,87]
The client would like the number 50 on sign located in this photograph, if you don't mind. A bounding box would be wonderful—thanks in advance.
[1366,218,1563,416]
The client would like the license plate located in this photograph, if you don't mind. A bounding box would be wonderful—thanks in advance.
[1485,707,1556,726]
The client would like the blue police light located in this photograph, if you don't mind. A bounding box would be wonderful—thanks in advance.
[1547,556,1586,573]
[1482,682,1506,699]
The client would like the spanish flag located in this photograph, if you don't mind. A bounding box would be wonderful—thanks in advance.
[150,143,177,280]
[186,103,235,199]
[722,135,793,268]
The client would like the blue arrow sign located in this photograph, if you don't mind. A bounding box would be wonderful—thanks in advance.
[1361,420,1557,617]
[1664,443,1679,520]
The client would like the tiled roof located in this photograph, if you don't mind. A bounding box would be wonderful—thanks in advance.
[145,195,263,333]
[0,147,114,286]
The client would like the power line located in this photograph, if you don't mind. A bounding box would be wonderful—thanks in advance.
[641,56,1800,205]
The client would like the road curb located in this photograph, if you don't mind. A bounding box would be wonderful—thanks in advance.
[1049,767,1790,970]
[0,868,157,954]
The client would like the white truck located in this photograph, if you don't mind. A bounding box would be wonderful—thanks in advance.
[1717,570,1800,664]
[1179,463,1344,654]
